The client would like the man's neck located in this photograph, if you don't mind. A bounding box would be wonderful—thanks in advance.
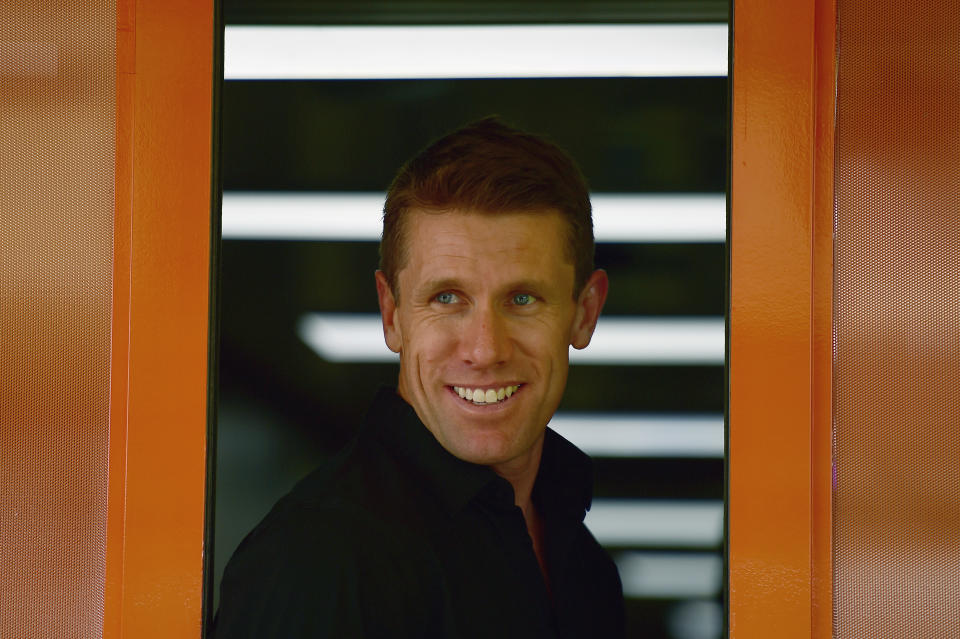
[492,435,551,587]
[490,433,545,516]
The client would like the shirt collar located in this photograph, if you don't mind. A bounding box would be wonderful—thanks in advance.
[534,427,594,522]
[365,386,594,521]
[366,387,499,516]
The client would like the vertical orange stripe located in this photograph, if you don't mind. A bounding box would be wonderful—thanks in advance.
[105,0,135,634]
[729,0,835,636]
[810,0,836,636]
[106,0,214,636]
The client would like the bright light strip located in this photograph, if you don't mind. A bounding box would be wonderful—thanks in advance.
[579,316,723,364]
[297,314,724,366]
[592,193,725,242]
[224,25,728,80]
[299,314,387,362]
[615,552,723,598]
[221,192,726,243]
[667,601,723,637]
[549,414,724,458]
[585,500,723,547]
[223,192,384,241]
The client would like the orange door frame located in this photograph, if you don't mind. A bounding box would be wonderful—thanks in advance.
[95,1,842,636]
[105,1,216,637]
[729,0,835,637]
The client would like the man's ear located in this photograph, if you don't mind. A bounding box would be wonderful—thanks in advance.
[570,269,609,350]
[375,270,402,353]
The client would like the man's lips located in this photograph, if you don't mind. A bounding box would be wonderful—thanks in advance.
[448,384,523,405]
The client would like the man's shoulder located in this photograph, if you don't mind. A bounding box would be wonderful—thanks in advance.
[214,510,447,639]
[252,431,444,544]
[213,438,450,638]
[226,488,434,577]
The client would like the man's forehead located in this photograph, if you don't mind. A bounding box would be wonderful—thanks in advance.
[407,249,570,285]
[396,208,575,290]
[404,209,566,260]
[405,207,563,243]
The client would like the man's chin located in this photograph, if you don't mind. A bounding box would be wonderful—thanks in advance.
[432,421,545,471]
[435,429,515,467]
[415,390,547,468]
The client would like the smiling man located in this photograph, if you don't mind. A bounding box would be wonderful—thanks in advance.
[213,118,625,638]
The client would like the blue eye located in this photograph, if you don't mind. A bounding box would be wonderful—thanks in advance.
[435,292,458,304]
[512,293,535,306]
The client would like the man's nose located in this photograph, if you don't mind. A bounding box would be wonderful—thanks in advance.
[461,306,511,368]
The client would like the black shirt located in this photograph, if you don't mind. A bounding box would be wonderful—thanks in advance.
[212,388,624,638]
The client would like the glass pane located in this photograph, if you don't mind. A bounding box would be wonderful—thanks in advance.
[215,19,727,639]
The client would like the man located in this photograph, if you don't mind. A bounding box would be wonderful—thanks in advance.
[213,118,624,638]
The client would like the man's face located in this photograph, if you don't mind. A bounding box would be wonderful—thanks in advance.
[376,209,607,473]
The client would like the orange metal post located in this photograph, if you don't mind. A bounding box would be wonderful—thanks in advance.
[809,0,836,634]
[105,1,215,637]
[729,0,835,637]
[104,0,135,634]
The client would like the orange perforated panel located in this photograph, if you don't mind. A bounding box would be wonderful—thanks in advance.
[0,2,115,638]
[834,0,960,637]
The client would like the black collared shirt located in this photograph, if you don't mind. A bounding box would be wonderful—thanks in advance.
[212,388,625,638]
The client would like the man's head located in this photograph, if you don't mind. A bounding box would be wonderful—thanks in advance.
[380,117,596,300]
[376,118,608,474]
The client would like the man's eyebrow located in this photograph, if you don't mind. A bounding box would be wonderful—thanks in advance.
[420,278,555,291]
[417,278,464,294]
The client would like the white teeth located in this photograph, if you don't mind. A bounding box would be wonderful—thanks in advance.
[452,385,521,404]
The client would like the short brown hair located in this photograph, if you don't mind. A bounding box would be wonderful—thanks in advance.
[380,117,595,298]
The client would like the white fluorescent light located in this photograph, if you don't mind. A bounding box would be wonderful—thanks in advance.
[223,192,384,241]
[297,314,724,366]
[549,414,724,458]
[576,317,723,365]
[225,25,728,80]
[585,500,723,547]
[221,192,726,243]
[668,601,724,639]
[298,314,390,363]
[592,193,725,242]
[615,552,723,599]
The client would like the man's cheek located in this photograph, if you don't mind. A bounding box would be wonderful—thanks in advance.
[423,325,460,356]
[410,334,454,382]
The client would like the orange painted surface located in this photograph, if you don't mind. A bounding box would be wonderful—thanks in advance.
[105,0,214,637]
[729,0,835,637]
[1,3,115,635]
[104,0,135,635]
[810,0,836,635]
[832,1,960,634]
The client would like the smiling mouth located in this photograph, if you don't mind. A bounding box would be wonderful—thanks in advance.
[451,384,522,405]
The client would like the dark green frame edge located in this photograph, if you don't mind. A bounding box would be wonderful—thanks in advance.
[722,0,733,636]
[202,0,225,634]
